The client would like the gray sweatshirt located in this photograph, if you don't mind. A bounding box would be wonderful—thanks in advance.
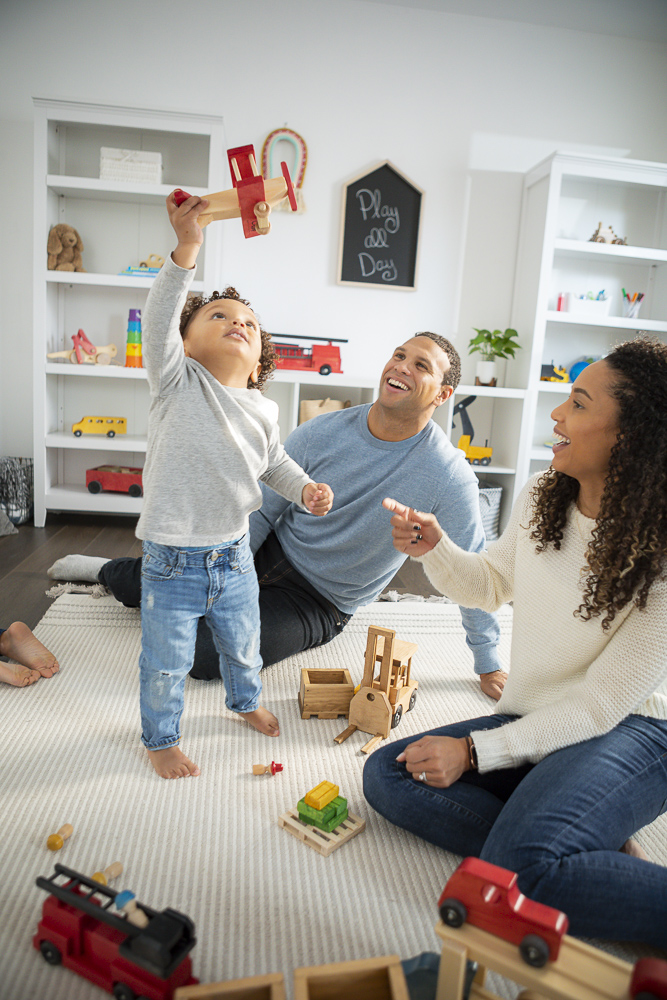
[136,256,312,547]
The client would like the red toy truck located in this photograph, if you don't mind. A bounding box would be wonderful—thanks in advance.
[630,957,667,999]
[438,857,569,968]
[33,864,198,1000]
[86,465,143,497]
[272,334,347,376]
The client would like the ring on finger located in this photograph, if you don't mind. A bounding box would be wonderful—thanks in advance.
[417,771,427,782]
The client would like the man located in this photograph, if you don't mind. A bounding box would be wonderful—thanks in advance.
[48,332,507,699]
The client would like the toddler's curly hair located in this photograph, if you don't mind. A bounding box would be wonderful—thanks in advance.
[179,286,277,390]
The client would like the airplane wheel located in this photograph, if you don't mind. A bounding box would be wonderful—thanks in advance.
[88,481,102,494]
[520,934,549,968]
[40,940,62,965]
[440,898,467,927]
[408,690,417,712]
[391,705,403,729]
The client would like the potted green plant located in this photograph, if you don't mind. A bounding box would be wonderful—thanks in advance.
[468,327,521,386]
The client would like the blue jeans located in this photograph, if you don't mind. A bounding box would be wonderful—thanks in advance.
[363,714,667,947]
[139,537,262,750]
[99,532,352,679]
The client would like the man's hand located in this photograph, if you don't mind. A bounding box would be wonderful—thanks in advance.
[396,735,470,788]
[480,669,508,701]
[303,482,334,516]
[167,190,210,270]
[382,497,443,556]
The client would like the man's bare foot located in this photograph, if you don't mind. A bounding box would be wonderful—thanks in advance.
[0,622,59,678]
[0,660,40,687]
[240,705,280,737]
[146,746,201,779]
[620,837,650,861]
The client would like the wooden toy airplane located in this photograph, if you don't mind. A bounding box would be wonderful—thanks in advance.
[47,329,118,365]
[174,144,298,238]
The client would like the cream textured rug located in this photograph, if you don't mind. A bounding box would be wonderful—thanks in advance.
[1,595,664,999]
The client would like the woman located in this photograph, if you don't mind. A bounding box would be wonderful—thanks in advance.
[363,337,667,947]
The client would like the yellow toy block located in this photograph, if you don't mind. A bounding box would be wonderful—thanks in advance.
[304,780,339,811]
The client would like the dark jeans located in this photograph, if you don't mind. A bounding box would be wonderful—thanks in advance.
[98,532,352,679]
[363,713,667,947]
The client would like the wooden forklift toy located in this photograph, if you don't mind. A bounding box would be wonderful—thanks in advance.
[174,143,297,238]
[335,626,418,754]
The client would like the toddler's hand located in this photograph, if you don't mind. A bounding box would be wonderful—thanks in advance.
[167,190,210,266]
[303,482,334,516]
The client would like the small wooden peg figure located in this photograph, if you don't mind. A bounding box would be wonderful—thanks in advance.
[91,861,123,885]
[252,761,283,775]
[115,890,149,928]
[46,823,73,851]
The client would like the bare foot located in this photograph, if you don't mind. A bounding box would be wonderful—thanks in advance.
[620,837,650,861]
[0,622,59,677]
[146,746,201,779]
[0,660,41,687]
[240,705,280,737]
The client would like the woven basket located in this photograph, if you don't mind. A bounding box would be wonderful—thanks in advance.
[478,483,502,542]
[0,457,34,524]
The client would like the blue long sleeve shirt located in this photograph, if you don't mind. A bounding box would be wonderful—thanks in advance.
[249,404,502,674]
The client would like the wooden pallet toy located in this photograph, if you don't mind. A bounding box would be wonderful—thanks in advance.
[278,780,365,856]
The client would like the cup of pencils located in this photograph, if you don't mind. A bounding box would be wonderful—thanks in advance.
[622,289,644,319]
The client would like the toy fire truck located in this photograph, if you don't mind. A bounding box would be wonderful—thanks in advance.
[271,334,347,376]
[33,864,198,1000]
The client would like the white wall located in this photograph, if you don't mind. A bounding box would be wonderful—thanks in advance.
[1,0,667,457]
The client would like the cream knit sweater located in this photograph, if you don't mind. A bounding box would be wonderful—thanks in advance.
[417,475,667,772]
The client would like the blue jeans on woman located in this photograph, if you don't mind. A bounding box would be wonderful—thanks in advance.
[139,537,262,750]
[363,713,667,948]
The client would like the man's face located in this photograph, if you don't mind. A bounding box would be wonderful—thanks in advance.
[378,337,451,415]
[183,298,262,384]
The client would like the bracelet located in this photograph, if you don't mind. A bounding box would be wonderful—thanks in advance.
[465,735,478,771]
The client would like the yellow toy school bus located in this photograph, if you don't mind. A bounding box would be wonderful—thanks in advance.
[72,416,127,438]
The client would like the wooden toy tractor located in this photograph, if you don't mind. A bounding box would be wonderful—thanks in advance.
[335,626,418,754]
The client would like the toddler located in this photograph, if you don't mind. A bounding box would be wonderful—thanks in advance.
[137,191,333,779]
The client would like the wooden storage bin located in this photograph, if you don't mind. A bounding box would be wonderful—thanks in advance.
[293,956,409,1000]
[298,668,355,719]
[174,972,285,1000]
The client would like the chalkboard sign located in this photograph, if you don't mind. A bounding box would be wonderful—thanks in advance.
[337,160,423,290]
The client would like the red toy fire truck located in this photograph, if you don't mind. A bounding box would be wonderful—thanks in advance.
[33,864,198,1000]
[438,857,568,967]
[271,334,347,376]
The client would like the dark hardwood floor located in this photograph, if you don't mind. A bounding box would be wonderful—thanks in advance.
[0,514,437,631]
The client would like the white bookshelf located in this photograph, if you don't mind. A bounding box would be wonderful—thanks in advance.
[32,98,226,526]
[509,151,667,496]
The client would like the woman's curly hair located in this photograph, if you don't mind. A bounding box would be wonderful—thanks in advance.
[179,286,277,390]
[528,336,667,630]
